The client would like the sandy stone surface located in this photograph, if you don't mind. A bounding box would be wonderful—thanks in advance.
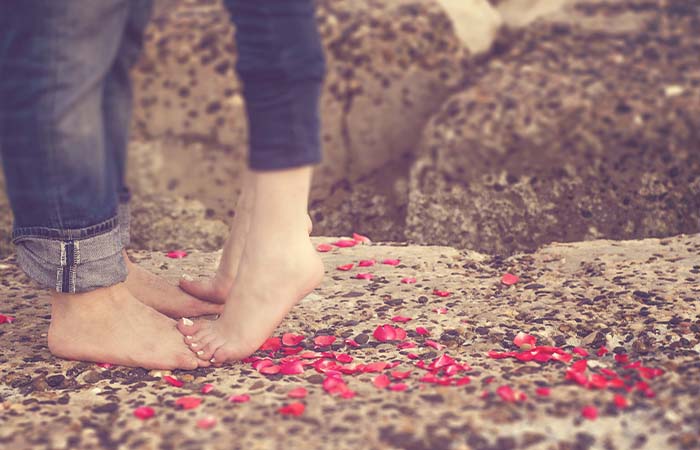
[1,234,698,449]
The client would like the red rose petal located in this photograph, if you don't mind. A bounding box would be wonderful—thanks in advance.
[0,314,15,324]
[260,337,282,352]
[571,359,588,373]
[336,263,354,271]
[279,402,305,416]
[201,384,215,394]
[433,307,448,314]
[597,346,610,357]
[425,340,445,351]
[175,396,202,410]
[389,383,408,391]
[614,353,629,364]
[333,239,357,248]
[196,416,217,429]
[314,335,336,347]
[401,277,417,284]
[496,385,517,402]
[373,374,391,389]
[513,332,537,350]
[501,273,519,285]
[432,289,451,297]
[133,406,155,420]
[535,387,551,396]
[391,316,412,323]
[358,259,375,267]
[163,376,184,388]
[363,362,389,373]
[613,394,628,409]
[573,347,589,357]
[455,376,471,386]
[356,273,374,280]
[279,360,305,375]
[382,259,401,266]
[316,243,333,252]
[352,233,372,244]
[344,338,360,348]
[397,342,416,349]
[288,387,308,399]
[97,363,113,369]
[581,405,598,420]
[391,371,412,380]
[228,394,250,403]
[415,327,430,336]
[166,250,188,259]
[282,333,305,346]
[335,353,353,364]
[260,365,281,375]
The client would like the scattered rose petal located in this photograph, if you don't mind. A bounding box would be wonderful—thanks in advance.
[433,289,451,297]
[391,371,412,380]
[455,376,471,386]
[196,416,217,429]
[163,376,184,388]
[373,374,391,389]
[571,359,588,373]
[382,259,401,266]
[133,406,155,420]
[336,263,354,271]
[415,327,430,336]
[355,273,374,280]
[373,324,406,342]
[260,337,282,352]
[314,335,336,347]
[614,353,629,364]
[260,365,281,375]
[613,394,628,409]
[389,383,408,391]
[513,332,537,350]
[597,346,610,357]
[279,360,305,375]
[397,342,417,350]
[335,353,353,364]
[166,250,187,259]
[279,402,305,416]
[228,394,250,403]
[535,387,551,396]
[344,338,360,348]
[333,239,357,248]
[358,259,375,267]
[175,396,202,410]
[0,314,15,324]
[581,405,598,420]
[391,316,412,323]
[424,340,445,351]
[362,362,389,373]
[573,347,589,357]
[352,233,372,244]
[282,333,305,346]
[288,387,308,399]
[401,277,417,284]
[201,384,215,394]
[501,273,519,285]
[97,363,113,369]
[316,243,333,252]
[496,385,516,402]
[433,307,448,314]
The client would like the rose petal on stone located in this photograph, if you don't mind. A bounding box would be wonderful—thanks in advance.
[279,360,305,375]
[391,371,412,380]
[0,314,15,324]
[363,362,389,373]
[433,307,448,314]
[166,250,188,259]
[228,394,251,403]
[432,289,451,297]
[496,385,516,403]
[279,402,305,416]
[344,338,360,348]
[335,353,353,364]
[282,333,305,346]
[175,396,202,410]
[501,273,519,285]
[455,376,471,386]
[397,342,416,349]
[196,416,217,429]
[97,363,113,369]
[333,239,357,248]
[613,394,628,409]
[389,383,408,391]
[535,387,551,397]
[571,359,588,373]
[352,233,372,244]
[288,387,308,399]
[336,263,354,271]
[316,243,333,252]
[415,327,430,336]
[391,316,412,323]
[358,259,376,267]
[133,406,155,420]
[552,352,573,363]
[581,405,598,420]
[573,347,589,357]
[513,332,537,350]
[163,376,184,388]
[373,325,396,342]
[314,335,336,347]
[259,337,282,352]
[201,384,215,394]
[355,273,374,280]
[597,346,610,357]
[401,277,417,284]
[614,353,629,364]
[425,340,445,351]
[260,365,281,375]
[373,374,391,389]
[382,259,401,266]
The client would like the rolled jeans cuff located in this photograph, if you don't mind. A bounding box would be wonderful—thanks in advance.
[118,202,130,248]
[12,223,127,294]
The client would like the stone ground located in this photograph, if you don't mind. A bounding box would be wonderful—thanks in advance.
[1,234,699,450]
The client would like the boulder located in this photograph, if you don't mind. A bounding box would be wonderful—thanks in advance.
[407,2,700,254]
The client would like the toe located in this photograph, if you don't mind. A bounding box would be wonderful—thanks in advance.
[177,317,204,336]
[196,338,226,361]
[179,277,228,304]
[175,352,201,370]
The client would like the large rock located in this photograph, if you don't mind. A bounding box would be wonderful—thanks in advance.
[129,0,496,240]
[407,1,700,254]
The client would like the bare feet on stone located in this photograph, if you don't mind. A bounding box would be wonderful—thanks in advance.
[124,251,223,318]
[48,283,206,370]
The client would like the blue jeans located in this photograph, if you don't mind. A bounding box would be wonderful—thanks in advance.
[0,0,325,293]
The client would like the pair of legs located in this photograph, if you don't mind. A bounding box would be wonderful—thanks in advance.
[0,0,326,368]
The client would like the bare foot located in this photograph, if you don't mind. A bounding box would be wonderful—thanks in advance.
[178,229,324,363]
[124,251,223,318]
[48,283,206,370]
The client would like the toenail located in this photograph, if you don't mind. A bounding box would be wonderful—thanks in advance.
[197,350,204,356]
[181,273,193,281]
[182,318,194,326]
[191,343,198,348]
[210,358,216,363]
[186,335,193,340]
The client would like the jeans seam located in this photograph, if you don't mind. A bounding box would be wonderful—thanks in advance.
[46,7,64,230]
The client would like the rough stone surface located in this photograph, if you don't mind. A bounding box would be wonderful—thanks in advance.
[408,1,700,254]
[1,234,699,449]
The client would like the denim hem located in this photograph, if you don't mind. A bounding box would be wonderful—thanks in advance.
[249,152,321,171]
[13,224,126,293]
[11,215,120,242]
[118,202,130,248]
